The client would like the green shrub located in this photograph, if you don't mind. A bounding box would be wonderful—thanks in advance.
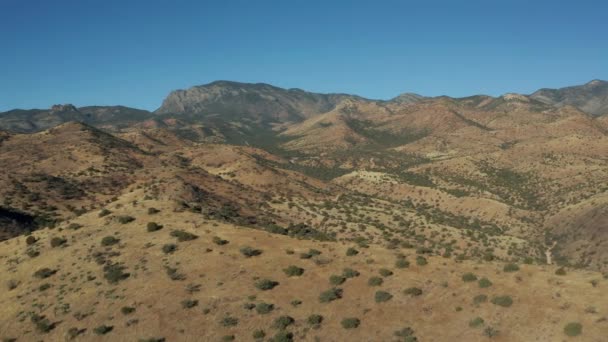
[117,216,135,224]
[162,244,177,254]
[147,222,163,232]
[462,272,478,282]
[319,288,343,303]
[147,208,160,215]
[50,237,67,248]
[220,316,238,327]
[484,326,499,338]
[212,236,229,245]
[564,322,582,337]
[221,335,235,342]
[491,295,513,307]
[368,277,383,286]
[255,279,279,291]
[343,268,360,278]
[404,287,423,297]
[255,302,274,314]
[38,283,51,291]
[269,331,293,342]
[330,275,346,285]
[101,236,120,247]
[31,314,55,333]
[99,208,112,217]
[103,264,130,284]
[341,317,360,329]
[473,294,488,305]
[121,306,136,315]
[396,259,410,268]
[379,268,394,277]
[394,326,417,341]
[375,291,393,303]
[346,247,359,256]
[93,325,113,335]
[170,230,198,242]
[33,268,56,279]
[416,256,427,266]
[283,265,304,277]
[240,246,262,257]
[252,330,266,339]
[307,314,323,326]
[181,299,198,309]
[503,263,520,272]
[300,248,322,259]
[469,317,484,328]
[26,236,37,245]
[478,277,492,288]
[555,267,567,276]
[273,315,295,330]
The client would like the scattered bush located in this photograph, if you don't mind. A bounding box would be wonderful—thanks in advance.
[473,294,488,305]
[117,216,135,224]
[555,267,567,276]
[300,248,322,259]
[255,302,274,314]
[50,237,67,248]
[469,317,485,328]
[170,230,198,242]
[147,208,160,215]
[121,306,136,315]
[25,235,37,245]
[484,326,499,338]
[33,268,56,279]
[181,299,198,309]
[462,273,478,282]
[93,325,113,335]
[99,208,112,217]
[343,268,360,278]
[375,291,393,303]
[273,315,295,330]
[269,331,293,342]
[101,236,120,247]
[491,295,513,307]
[147,222,163,232]
[104,264,130,284]
[394,326,417,341]
[319,288,343,303]
[255,279,279,291]
[220,316,239,327]
[307,314,323,326]
[379,268,394,277]
[503,263,520,272]
[283,265,304,277]
[38,283,51,291]
[478,277,492,288]
[346,247,359,256]
[330,275,346,285]
[252,330,266,339]
[404,287,423,297]
[162,244,177,254]
[212,236,229,245]
[240,246,262,257]
[563,322,582,337]
[31,314,55,333]
[341,318,360,329]
[368,277,383,286]
[396,259,410,268]
[415,256,427,266]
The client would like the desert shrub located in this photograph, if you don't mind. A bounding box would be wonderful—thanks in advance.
[346,247,359,256]
[396,259,410,268]
[240,246,262,257]
[273,315,295,330]
[50,237,67,248]
[478,277,492,288]
[181,299,198,309]
[473,294,488,305]
[31,314,55,333]
[93,325,113,335]
[165,266,185,281]
[220,316,238,327]
[147,208,160,215]
[38,283,51,291]
[104,264,130,284]
[300,248,322,259]
[256,302,274,314]
[212,236,229,245]
[243,303,255,310]
[269,331,293,342]
[555,267,567,276]
[221,336,235,342]
[255,279,279,291]
[379,268,394,277]
[121,306,136,315]
[329,275,346,285]
[68,223,83,230]
[404,287,423,297]
[117,216,135,224]
[462,273,478,282]
[34,268,56,279]
[283,265,304,277]
[7,279,19,290]
[170,230,198,242]
[469,317,485,328]
[563,322,582,337]
[26,249,40,258]
[25,235,37,245]
[252,330,266,339]
[101,236,119,247]
[162,244,177,254]
[368,276,383,286]
[375,291,393,303]
[319,288,343,303]
[491,295,513,307]
[342,268,360,278]
[415,256,427,266]
[484,326,499,338]
[394,326,417,341]
[99,208,112,217]
[503,263,520,272]
[307,314,323,326]
[341,317,360,329]
[147,222,163,232]
[139,338,165,342]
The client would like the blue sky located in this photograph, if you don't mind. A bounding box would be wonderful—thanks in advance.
[1,0,607,111]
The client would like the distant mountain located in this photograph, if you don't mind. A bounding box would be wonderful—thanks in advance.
[155,80,366,122]
[530,79,608,116]
[388,92,426,104]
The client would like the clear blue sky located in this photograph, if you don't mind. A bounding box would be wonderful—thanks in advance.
[1,0,607,111]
